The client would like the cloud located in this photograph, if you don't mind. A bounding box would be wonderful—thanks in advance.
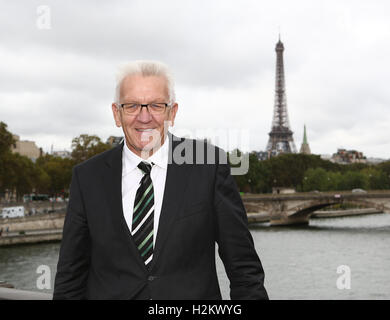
[0,0,389,158]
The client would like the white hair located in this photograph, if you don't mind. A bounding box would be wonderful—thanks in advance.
[114,60,176,105]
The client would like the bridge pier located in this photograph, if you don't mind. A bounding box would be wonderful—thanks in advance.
[269,212,310,226]
[269,201,310,226]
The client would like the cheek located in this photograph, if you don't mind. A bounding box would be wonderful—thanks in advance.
[122,117,137,129]
[157,115,174,128]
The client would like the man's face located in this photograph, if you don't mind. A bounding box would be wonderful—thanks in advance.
[112,75,178,158]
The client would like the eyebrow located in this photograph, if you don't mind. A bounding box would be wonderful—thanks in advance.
[122,99,168,103]
[123,97,169,104]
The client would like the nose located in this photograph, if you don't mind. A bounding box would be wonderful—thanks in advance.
[137,106,153,122]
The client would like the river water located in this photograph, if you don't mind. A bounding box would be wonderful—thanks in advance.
[1,213,389,299]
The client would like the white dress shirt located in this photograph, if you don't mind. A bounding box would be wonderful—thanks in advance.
[121,138,169,247]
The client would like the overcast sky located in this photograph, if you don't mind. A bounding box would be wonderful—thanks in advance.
[1,0,389,158]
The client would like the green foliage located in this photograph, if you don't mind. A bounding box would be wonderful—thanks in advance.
[35,154,73,194]
[1,152,37,198]
[301,168,329,192]
[71,134,110,163]
[0,123,113,199]
[0,121,15,156]
[231,149,390,193]
[377,160,390,177]
[332,171,366,190]
[234,152,271,193]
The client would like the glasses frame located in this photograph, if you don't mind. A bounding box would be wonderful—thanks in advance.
[118,102,171,115]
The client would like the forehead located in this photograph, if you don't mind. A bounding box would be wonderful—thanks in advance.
[120,75,169,101]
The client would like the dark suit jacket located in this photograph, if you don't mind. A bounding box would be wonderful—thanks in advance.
[53,133,268,300]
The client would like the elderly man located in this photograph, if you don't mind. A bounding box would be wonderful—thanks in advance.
[53,60,268,300]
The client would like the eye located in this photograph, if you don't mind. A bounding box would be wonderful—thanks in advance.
[124,104,138,109]
[150,103,165,109]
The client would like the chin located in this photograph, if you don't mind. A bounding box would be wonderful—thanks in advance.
[134,140,157,151]
[136,145,152,152]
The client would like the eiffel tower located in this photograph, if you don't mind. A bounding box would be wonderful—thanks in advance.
[266,36,297,157]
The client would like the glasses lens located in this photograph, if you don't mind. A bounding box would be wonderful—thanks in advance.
[149,103,166,114]
[122,104,139,114]
[121,103,168,115]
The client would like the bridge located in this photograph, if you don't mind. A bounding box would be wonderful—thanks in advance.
[242,190,390,226]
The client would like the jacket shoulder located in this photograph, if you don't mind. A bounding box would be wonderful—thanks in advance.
[171,135,227,165]
[73,143,122,173]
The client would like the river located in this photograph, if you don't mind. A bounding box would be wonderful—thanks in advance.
[1,213,389,299]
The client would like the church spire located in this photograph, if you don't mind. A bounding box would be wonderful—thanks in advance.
[300,124,311,155]
[303,124,308,144]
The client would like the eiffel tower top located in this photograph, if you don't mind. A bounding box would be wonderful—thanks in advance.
[276,35,284,51]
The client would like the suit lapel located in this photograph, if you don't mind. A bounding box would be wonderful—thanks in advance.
[102,142,148,273]
[101,135,193,273]
[150,134,193,271]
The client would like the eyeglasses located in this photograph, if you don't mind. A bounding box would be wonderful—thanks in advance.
[119,103,170,115]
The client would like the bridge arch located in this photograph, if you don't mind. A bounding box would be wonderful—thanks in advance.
[242,191,390,226]
[289,199,386,218]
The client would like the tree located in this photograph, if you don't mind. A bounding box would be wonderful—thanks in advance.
[34,166,52,194]
[0,152,16,193]
[231,152,272,193]
[267,153,334,190]
[71,134,110,164]
[361,167,390,190]
[327,171,343,191]
[339,171,369,190]
[0,121,15,156]
[36,154,73,195]
[231,150,390,194]
[302,168,328,192]
[3,153,36,199]
[377,161,390,187]
[0,122,16,193]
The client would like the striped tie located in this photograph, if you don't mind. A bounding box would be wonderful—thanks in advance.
[132,161,154,266]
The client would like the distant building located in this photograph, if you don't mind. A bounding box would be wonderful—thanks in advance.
[331,148,367,164]
[106,136,124,147]
[52,150,71,159]
[299,125,311,155]
[11,135,41,161]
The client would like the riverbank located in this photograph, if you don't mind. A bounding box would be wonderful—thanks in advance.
[0,212,64,246]
[247,208,384,224]
[311,208,383,218]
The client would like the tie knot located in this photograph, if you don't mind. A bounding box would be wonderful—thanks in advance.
[138,161,152,175]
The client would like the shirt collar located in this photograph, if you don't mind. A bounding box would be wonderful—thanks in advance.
[122,136,169,176]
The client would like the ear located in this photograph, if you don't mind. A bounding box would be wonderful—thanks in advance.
[112,103,122,127]
[168,103,178,127]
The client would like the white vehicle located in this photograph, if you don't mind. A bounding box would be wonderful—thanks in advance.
[352,188,367,193]
[1,206,25,219]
